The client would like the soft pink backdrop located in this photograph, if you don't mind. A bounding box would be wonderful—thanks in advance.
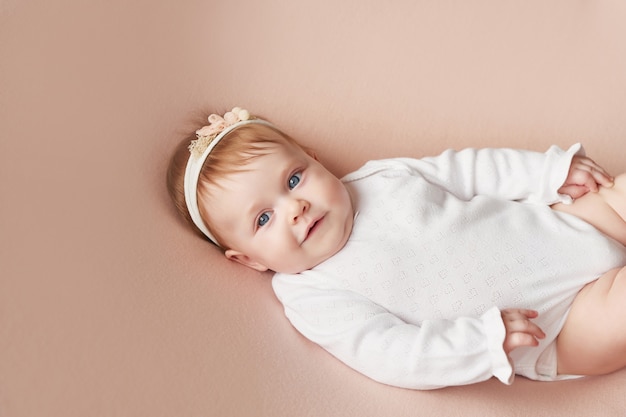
[1,0,625,416]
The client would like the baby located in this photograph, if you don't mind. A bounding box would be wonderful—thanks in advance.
[167,108,626,389]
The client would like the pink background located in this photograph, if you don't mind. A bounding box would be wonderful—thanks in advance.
[2,0,625,416]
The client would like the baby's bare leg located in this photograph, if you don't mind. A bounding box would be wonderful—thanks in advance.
[552,173,626,245]
[557,265,626,375]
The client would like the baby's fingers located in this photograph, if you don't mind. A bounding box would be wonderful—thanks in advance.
[503,332,541,354]
[574,156,614,189]
[501,309,546,354]
[590,166,614,188]
[502,312,545,340]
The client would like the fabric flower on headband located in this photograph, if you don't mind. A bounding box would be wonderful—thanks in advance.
[188,107,251,158]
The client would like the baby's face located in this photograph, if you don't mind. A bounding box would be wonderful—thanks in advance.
[205,142,354,274]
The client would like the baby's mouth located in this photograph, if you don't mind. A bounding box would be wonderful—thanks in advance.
[304,217,323,242]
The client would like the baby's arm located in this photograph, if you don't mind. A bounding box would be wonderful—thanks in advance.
[273,277,528,389]
[390,144,583,204]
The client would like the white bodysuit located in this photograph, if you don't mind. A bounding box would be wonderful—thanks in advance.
[271,144,626,390]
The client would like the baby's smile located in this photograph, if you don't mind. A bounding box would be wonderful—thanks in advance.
[303,216,324,245]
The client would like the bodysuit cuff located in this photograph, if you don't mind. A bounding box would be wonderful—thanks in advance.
[532,143,585,205]
[482,306,515,385]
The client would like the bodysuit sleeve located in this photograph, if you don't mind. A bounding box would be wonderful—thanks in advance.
[272,274,513,390]
[383,143,583,205]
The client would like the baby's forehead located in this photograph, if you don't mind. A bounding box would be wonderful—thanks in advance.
[204,139,307,192]
[215,144,297,182]
[230,139,294,163]
[238,140,304,165]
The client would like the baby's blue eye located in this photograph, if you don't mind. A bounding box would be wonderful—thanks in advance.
[258,212,271,227]
[289,172,302,190]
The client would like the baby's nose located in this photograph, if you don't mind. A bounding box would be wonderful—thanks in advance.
[288,199,310,224]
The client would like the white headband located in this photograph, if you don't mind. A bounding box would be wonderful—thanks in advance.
[183,108,274,245]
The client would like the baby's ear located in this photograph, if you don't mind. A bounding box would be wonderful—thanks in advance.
[224,249,269,272]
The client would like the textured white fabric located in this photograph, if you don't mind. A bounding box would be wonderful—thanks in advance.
[272,144,626,389]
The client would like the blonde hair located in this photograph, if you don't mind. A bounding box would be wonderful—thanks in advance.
[166,122,308,247]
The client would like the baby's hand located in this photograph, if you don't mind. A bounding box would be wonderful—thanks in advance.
[501,308,545,354]
[558,155,614,199]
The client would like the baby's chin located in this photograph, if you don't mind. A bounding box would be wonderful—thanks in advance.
[269,259,322,275]
[271,244,349,274]
[270,215,354,274]
[271,262,322,275]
